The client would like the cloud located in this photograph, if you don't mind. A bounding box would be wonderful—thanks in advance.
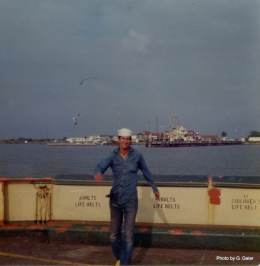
[121,29,150,53]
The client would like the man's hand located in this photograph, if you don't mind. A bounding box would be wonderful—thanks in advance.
[154,191,160,201]
[95,173,103,182]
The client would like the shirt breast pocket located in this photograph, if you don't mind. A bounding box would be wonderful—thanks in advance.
[128,162,138,173]
[112,158,122,171]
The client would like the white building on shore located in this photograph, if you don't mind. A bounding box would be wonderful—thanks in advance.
[247,137,260,143]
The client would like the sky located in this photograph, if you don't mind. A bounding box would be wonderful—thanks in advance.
[0,0,260,138]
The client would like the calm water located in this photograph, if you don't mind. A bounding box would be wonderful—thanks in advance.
[0,144,260,177]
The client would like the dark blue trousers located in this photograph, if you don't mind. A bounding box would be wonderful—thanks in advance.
[109,197,138,265]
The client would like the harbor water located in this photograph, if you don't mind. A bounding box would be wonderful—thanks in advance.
[0,144,260,178]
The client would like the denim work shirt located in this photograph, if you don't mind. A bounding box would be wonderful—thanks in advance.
[95,147,158,205]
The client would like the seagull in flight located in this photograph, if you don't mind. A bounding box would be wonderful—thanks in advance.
[80,76,97,86]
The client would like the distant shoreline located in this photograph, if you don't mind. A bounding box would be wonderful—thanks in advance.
[1,140,260,146]
[0,140,48,144]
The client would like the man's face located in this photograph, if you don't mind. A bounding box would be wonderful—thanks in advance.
[118,136,131,150]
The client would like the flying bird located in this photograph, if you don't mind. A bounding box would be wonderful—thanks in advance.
[72,113,80,126]
[80,76,97,86]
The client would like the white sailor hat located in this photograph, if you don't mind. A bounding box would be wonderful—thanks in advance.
[117,128,133,137]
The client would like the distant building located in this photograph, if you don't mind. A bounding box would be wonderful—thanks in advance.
[66,137,86,143]
[112,135,118,141]
[131,134,139,144]
[135,132,146,143]
[200,134,221,142]
[247,137,260,143]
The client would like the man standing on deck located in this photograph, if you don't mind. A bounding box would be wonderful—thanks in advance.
[94,128,160,266]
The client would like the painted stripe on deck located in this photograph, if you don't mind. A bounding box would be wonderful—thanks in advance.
[0,251,108,266]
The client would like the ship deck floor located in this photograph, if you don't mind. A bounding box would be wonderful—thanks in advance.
[0,234,259,265]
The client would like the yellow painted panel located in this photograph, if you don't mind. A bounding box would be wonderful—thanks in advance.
[7,184,36,221]
[212,188,260,226]
[7,182,260,226]
[137,186,209,224]
[52,185,111,221]
[0,182,4,222]
[52,185,209,224]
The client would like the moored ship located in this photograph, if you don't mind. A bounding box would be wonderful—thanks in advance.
[146,139,244,147]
